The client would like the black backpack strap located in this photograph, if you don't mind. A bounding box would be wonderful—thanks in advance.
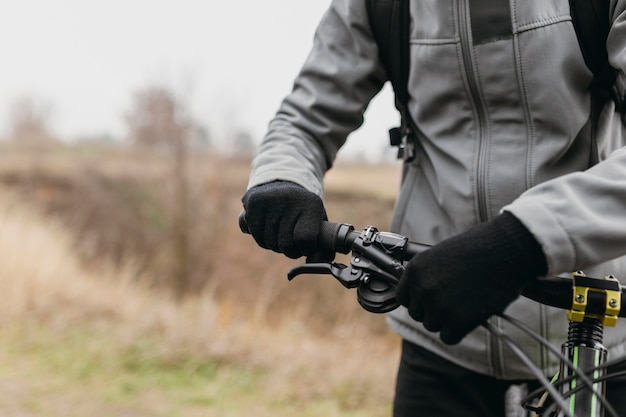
[569,0,616,166]
[366,0,410,110]
[366,0,416,161]
[569,0,614,89]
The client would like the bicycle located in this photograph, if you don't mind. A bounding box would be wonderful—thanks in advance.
[239,212,626,417]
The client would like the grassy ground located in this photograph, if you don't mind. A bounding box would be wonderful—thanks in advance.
[0,321,394,417]
[0,146,402,416]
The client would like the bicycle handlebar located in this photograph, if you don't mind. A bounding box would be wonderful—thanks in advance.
[239,211,426,259]
[239,211,626,318]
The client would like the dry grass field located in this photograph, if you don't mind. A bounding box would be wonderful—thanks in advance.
[0,142,404,416]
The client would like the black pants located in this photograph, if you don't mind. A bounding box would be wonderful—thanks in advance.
[393,339,626,417]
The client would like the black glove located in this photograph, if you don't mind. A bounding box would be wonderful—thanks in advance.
[241,180,333,262]
[395,212,548,345]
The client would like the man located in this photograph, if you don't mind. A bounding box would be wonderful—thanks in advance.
[241,0,626,415]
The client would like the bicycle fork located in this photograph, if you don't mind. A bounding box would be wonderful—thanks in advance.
[557,318,607,417]
[554,272,621,417]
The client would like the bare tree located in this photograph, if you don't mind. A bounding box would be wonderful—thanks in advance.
[125,86,191,151]
[9,96,56,143]
[125,85,194,297]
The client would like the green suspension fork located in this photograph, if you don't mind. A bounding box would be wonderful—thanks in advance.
[557,272,621,417]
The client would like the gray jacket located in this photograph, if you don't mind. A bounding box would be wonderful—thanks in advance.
[247,0,626,379]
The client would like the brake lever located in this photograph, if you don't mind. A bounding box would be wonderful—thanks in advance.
[288,255,401,313]
[286,225,408,314]
[288,255,399,287]
[288,262,364,289]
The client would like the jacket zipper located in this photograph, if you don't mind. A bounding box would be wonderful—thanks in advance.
[457,0,504,378]
[457,0,490,223]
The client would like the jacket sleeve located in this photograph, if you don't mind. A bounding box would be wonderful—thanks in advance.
[503,2,626,275]
[247,0,387,196]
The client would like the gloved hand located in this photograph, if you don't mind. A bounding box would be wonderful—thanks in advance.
[395,212,548,345]
[241,180,333,262]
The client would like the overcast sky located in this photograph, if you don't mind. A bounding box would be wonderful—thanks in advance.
[0,0,398,160]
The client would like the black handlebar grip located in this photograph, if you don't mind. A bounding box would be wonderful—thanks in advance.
[238,210,250,234]
[318,221,342,253]
[320,221,356,254]
[239,209,355,254]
